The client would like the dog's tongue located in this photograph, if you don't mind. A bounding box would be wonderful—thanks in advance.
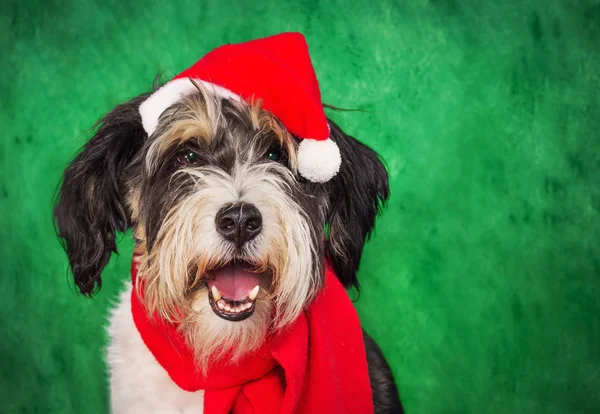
[207,265,261,301]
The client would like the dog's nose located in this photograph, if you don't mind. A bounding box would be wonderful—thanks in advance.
[215,203,262,247]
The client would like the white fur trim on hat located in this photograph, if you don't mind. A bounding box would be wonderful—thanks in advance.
[297,138,341,183]
[139,78,240,135]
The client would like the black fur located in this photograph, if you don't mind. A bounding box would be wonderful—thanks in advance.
[53,93,149,295]
[325,120,390,289]
[364,331,404,413]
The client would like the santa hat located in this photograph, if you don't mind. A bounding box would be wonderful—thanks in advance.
[139,32,341,183]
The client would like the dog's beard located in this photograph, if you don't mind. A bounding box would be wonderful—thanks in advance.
[136,161,322,371]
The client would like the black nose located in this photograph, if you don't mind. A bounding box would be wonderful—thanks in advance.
[215,203,262,247]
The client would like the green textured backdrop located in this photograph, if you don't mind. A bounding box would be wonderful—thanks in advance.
[1,1,600,413]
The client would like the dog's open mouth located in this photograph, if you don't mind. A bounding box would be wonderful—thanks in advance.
[205,260,267,322]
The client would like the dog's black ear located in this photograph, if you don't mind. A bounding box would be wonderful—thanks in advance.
[54,93,149,295]
[324,120,389,290]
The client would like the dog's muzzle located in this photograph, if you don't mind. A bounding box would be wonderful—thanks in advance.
[207,203,267,321]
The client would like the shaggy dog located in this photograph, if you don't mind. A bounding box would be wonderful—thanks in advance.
[54,33,402,413]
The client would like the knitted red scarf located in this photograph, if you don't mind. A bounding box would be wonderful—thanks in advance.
[130,259,374,413]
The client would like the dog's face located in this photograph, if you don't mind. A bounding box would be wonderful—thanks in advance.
[132,89,326,365]
[55,85,388,369]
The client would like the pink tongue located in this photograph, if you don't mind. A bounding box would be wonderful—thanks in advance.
[207,265,261,301]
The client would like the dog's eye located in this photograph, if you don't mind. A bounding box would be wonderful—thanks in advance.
[177,151,199,167]
[265,146,284,162]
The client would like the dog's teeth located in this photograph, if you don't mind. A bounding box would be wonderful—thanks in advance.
[244,302,252,311]
[211,286,222,301]
[225,304,232,312]
[217,300,225,310]
[248,285,260,301]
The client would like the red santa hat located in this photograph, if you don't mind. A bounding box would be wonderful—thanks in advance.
[139,32,341,183]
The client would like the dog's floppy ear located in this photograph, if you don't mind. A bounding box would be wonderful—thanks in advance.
[324,120,389,290]
[54,93,149,295]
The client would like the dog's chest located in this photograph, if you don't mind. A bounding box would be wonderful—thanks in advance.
[107,283,205,413]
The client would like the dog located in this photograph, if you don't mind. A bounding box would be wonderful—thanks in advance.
[54,33,402,413]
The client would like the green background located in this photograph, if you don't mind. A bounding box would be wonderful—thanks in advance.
[1,0,599,413]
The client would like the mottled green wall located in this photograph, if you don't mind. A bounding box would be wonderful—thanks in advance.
[1,1,599,413]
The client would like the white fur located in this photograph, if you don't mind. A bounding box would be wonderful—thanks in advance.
[297,137,341,182]
[139,78,240,135]
[107,283,205,413]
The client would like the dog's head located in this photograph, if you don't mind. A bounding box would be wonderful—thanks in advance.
[54,85,388,368]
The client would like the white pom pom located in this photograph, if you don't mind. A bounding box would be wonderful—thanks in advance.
[297,138,341,183]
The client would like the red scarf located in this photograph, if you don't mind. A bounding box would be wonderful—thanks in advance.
[131,259,374,414]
